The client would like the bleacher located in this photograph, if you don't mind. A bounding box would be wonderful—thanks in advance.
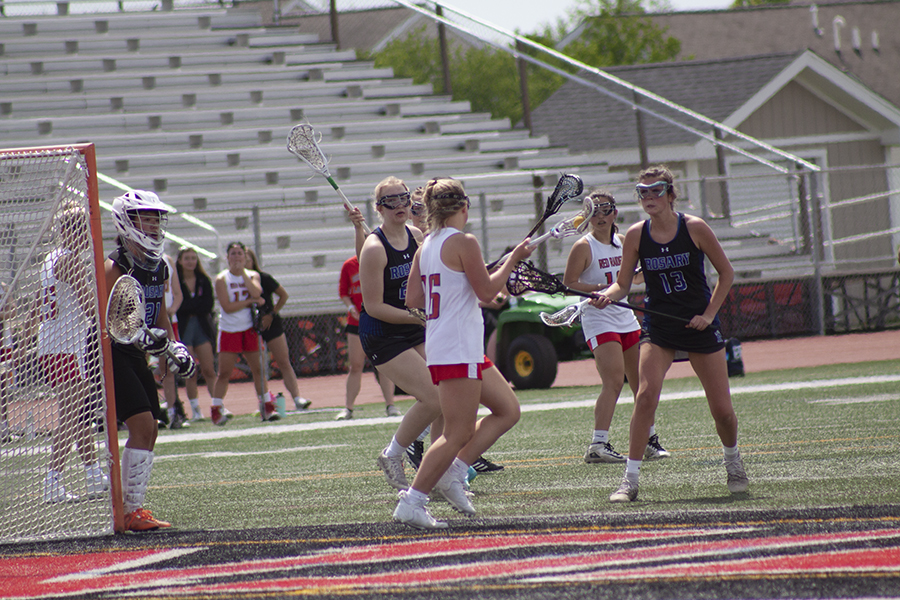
[0,6,629,316]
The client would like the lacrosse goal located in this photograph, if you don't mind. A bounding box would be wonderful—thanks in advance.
[0,144,122,542]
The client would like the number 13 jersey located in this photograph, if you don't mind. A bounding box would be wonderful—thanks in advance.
[639,212,713,325]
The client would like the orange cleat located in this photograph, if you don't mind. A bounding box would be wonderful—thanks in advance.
[125,508,172,532]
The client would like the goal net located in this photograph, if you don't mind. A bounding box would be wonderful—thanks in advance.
[0,144,120,542]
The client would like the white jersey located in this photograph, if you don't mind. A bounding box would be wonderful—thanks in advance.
[162,255,177,325]
[420,227,484,366]
[217,270,254,333]
[37,249,89,360]
[579,233,640,337]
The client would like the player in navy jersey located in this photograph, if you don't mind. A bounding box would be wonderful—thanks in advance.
[592,165,748,502]
[106,190,196,531]
[357,176,442,495]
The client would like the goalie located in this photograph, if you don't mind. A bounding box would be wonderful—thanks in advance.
[105,190,196,531]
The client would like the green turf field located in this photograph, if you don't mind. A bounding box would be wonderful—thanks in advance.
[146,360,900,530]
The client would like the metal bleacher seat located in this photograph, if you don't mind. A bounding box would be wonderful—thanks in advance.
[1,6,623,316]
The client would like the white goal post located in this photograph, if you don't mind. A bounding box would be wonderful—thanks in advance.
[0,144,124,542]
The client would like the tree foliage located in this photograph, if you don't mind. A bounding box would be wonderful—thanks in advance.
[365,0,681,125]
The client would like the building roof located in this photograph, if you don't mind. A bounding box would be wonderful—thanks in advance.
[530,52,802,153]
[637,1,900,107]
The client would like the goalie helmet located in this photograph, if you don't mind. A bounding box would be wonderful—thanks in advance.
[111,190,170,270]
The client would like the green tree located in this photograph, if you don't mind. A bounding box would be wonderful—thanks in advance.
[563,0,681,67]
[366,0,681,125]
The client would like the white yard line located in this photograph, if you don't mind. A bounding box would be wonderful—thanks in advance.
[151,374,900,446]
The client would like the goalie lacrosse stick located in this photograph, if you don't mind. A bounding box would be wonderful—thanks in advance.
[486,173,583,270]
[490,197,598,269]
[287,123,370,234]
[106,275,195,371]
[540,299,591,327]
[507,261,691,323]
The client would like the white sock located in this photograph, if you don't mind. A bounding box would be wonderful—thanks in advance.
[386,437,406,458]
[648,424,656,437]
[592,429,609,444]
[625,458,642,479]
[416,425,431,442]
[405,488,429,506]
[723,444,740,460]
[212,398,223,407]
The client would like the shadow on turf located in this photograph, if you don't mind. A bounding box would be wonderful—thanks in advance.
[651,491,753,506]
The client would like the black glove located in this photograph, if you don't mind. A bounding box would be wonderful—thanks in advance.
[167,341,197,379]
[135,328,168,355]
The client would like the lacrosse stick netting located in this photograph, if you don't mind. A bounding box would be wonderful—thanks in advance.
[287,124,370,234]
[106,275,146,345]
[540,299,590,327]
[507,261,691,323]
[525,173,584,240]
[490,198,598,269]
[107,275,195,370]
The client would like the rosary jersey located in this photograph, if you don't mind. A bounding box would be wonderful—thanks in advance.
[358,225,423,360]
[369,226,417,311]
[639,213,713,324]
[579,234,639,337]
[419,227,484,365]
[109,246,168,357]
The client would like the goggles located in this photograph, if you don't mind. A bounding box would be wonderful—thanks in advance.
[636,181,670,199]
[377,192,411,210]
[410,201,425,217]
[592,201,616,216]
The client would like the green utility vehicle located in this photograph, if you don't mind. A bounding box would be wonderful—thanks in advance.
[493,293,590,389]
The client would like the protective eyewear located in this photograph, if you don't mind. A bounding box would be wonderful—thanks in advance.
[593,202,616,216]
[636,181,670,199]
[410,201,425,217]
[377,192,411,210]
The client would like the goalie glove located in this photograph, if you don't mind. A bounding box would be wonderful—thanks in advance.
[167,341,197,379]
[135,328,168,355]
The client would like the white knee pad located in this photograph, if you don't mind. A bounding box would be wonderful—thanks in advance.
[121,447,153,513]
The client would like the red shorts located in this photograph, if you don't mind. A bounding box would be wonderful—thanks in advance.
[40,354,83,386]
[218,328,259,354]
[429,356,493,385]
[586,329,640,352]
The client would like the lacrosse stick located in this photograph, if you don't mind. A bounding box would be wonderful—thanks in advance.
[287,123,370,234]
[507,261,691,323]
[486,173,583,270]
[490,197,598,269]
[540,299,591,327]
[106,275,195,371]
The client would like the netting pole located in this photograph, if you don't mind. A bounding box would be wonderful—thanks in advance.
[82,143,125,534]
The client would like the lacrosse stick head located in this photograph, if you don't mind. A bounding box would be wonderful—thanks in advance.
[287,124,330,176]
[106,275,146,344]
[549,198,599,239]
[546,174,584,215]
[506,261,567,297]
[539,300,587,327]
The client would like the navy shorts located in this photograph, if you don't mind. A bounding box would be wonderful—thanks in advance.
[111,345,161,422]
[358,312,425,366]
[642,315,726,354]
